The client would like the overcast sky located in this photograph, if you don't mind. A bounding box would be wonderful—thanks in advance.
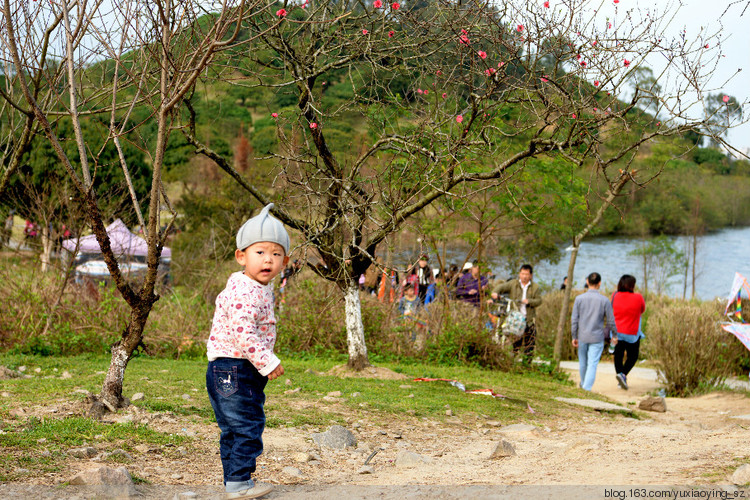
[595,0,750,155]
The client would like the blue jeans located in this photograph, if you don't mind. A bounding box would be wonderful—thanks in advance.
[578,341,604,391]
[206,358,267,487]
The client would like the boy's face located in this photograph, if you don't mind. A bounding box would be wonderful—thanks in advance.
[404,287,416,298]
[235,241,289,285]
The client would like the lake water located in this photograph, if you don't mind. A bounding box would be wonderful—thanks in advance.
[399,226,750,301]
[530,227,750,300]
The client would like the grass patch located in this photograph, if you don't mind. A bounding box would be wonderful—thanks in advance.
[0,416,188,481]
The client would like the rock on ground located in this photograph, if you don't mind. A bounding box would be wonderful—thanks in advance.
[395,451,429,467]
[731,464,750,485]
[489,439,516,459]
[638,396,667,413]
[311,425,357,450]
[555,397,632,413]
[68,465,135,496]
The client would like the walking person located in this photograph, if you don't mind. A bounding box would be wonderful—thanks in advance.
[571,272,616,391]
[611,274,646,390]
[490,264,542,359]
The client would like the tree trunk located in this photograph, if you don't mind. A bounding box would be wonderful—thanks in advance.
[89,299,155,418]
[40,224,53,273]
[344,282,370,370]
[553,244,579,364]
[553,174,630,365]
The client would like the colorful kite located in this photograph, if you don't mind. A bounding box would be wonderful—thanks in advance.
[722,272,750,353]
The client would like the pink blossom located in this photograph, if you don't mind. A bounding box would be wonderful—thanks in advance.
[485,68,495,76]
[576,54,581,60]
[374,0,382,7]
[623,58,630,67]
[272,112,278,118]
[436,70,442,75]
[516,24,524,32]
[592,41,597,46]
[656,121,661,126]
[544,1,550,7]
[608,22,612,29]
[497,62,504,68]
[456,115,463,123]
[388,30,395,38]
[704,44,709,49]
[310,122,318,129]
[594,80,600,87]
[276,8,287,17]
[580,61,587,67]
[459,34,470,45]
[593,108,598,112]
[571,113,577,119]
[723,95,729,103]
[362,29,369,35]
[441,93,447,98]
[461,29,468,34]
[417,88,423,94]
[540,76,548,82]
[391,2,400,9]
[478,50,487,59]
[614,0,619,3]
[424,90,429,95]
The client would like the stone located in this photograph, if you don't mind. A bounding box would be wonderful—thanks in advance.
[1,392,9,397]
[171,473,183,480]
[489,439,516,459]
[68,447,98,459]
[399,385,413,389]
[181,394,190,400]
[358,465,375,474]
[9,408,25,417]
[731,464,750,485]
[37,438,47,444]
[103,449,133,461]
[351,392,361,398]
[285,378,292,386]
[34,367,41,373]
[131,393,145,402]
[135,444,154,454]
[731,414,750,421]
[445,409,453,416]
[638,396,667,413]
[0,367,25,379]
[292,452,313,463]
[312,425,357,449]
[282,466,304,478]
[485,420,503,427]
[326,391,342,397]
[284,388,301,394]
[173,492,198,499]
[555,397,632,413]
[395,451,429,467]
[61,371,72,379]
[18,365,26,372]
[68,466,134,496]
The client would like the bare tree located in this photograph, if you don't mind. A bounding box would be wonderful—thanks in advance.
[183,0,739,369]
[1,0,266,415]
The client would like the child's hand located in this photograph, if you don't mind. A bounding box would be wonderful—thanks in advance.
[267,364,285,381]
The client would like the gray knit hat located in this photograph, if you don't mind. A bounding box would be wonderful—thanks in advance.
[236,203,290,254]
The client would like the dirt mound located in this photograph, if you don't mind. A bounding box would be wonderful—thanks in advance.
[326,364,408,380]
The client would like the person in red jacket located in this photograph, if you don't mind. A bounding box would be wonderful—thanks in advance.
[611,274,646,390]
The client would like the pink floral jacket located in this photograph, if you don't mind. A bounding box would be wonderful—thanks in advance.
[206,272,280,376]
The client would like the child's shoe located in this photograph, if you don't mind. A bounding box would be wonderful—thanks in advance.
[226,482,273,499]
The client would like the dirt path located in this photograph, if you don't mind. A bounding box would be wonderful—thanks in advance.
[2,362,749,499]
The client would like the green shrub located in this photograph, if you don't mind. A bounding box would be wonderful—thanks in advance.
[534,289,577,361]
[648,302,741,396]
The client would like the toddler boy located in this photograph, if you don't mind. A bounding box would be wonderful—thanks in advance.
[206,203,289,499]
